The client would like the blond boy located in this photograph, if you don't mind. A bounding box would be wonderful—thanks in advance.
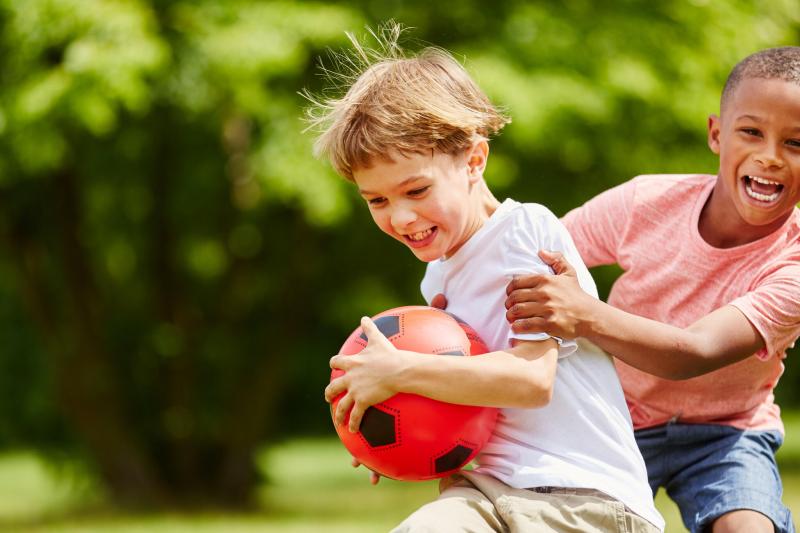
[310,26,663,532]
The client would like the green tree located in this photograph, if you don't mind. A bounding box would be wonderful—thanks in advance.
[0,0,798,508]
[0,0,362,506]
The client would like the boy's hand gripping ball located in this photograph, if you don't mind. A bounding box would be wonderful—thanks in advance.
[330,306,498,481]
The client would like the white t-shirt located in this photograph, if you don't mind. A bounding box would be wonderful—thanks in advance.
[420,199,664,530]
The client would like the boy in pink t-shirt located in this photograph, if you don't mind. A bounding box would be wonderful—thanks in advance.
[505,48,800,532]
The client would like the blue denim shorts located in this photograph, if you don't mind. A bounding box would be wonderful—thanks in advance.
[636,422,794,533]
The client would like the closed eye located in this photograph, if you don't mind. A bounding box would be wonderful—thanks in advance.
[740,128,761,137]
[367,196,386,206]
[408,186,430,197]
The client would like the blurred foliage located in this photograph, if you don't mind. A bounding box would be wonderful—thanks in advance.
[0,0,798,505]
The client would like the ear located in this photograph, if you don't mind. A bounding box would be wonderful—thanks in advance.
[465,139,489,183]
[707,114,721,155]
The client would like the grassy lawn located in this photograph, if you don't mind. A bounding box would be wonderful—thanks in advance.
[0,415,798,532]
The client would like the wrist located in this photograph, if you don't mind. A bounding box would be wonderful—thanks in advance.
[393,350,419,394]
[574,295,603,338]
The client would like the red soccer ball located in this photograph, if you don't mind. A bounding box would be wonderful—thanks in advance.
[330,306,498,481]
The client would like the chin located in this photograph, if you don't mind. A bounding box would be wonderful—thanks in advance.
[410,250,442,263]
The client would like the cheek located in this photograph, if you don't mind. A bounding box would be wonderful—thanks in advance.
[369,210,395,236]
[423,201,455,225]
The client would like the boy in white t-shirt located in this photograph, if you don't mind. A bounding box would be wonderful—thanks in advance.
[309,24,663,532]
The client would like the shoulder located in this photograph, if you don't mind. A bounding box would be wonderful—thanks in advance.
[495,200,563,235]
[493,201,572,253]
[628,173,714,200]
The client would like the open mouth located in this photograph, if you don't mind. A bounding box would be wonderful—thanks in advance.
[743,175,784,203]
[403,227,437,248]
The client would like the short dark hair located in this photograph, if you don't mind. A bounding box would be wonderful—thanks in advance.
[721,46,800,108]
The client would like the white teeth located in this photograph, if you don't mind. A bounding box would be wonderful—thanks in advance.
[408,228,433,241]
[750,175,781,186]
[744,176,781,202]
[746,189,780,202]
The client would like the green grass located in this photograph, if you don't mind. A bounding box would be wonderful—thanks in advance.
[1,421,799,532]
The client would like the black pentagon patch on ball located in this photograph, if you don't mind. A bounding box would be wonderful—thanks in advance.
[360,406,397,447]
[359,315,400,342]
[438,350,466,356]
[434,444,473,473]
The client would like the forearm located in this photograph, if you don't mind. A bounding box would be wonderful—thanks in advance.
[394,344,556,408]
[579,301,763,379]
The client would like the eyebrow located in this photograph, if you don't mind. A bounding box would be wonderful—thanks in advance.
[734,114,764,122]
[358,175,427,196]
[734,114,800,132]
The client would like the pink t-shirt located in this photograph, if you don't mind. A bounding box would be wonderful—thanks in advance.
[562,174,800,433]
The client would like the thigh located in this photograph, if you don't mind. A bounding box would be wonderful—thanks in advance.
[663,425,793,533]
[391,475,505,533]
[499,488,660,533]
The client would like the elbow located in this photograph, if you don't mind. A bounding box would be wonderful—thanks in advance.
[516,373,554,408]
[663,363,716,381]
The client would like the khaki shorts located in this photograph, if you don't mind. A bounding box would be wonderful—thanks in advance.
[391,471,661,533]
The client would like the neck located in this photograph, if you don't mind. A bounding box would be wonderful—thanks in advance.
[442,180,500,260]
[477,179,501,218]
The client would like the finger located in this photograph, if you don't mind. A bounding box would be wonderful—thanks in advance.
[325,377,347,403]
[335,393,355,427]
[506,273,546,294]
[351,457,361,468]
[538,250,577,276]
[329,354,350,370]
[506,302,548,323]
[430,293,448,310]
[370,471,381,485]
[348,402,365,433]
[504,287,544,309]
[510,317,550,334]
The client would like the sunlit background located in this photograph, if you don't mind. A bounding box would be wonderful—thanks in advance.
[0,1,798,531]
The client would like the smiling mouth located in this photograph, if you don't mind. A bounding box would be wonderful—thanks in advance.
[407,228,434,241]
[743,175,784,203]
[402,227,437,248]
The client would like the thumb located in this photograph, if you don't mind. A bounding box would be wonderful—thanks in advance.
[538,249,577,277]
[430,293,448,310]
[360,316,389,345]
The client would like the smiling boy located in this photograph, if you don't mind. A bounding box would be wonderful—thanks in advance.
[308,26,664,532]
[505,47,800,532]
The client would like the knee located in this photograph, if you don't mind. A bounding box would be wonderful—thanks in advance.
[711,510,774,533]
[391,508,451,533]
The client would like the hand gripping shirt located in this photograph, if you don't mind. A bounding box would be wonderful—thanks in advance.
[421,199,664,530]
[562,174,800,432]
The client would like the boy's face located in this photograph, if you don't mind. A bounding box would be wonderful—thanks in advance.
[352,146,485,263]
[708,77,800,229]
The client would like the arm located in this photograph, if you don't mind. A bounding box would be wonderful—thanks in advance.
[325,316,558,433]
[504,251,764,380]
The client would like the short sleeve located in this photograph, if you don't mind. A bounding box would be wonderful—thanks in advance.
[561,178,636,268]
[728,261,800,360]
[501,204,598,359]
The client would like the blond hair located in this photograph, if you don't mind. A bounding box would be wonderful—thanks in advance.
[305,23,510,181]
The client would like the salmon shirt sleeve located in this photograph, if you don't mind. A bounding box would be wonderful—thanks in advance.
[729,256,800,360]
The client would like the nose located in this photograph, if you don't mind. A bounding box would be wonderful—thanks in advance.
[390,204,417,229]
[754,144,785,169]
